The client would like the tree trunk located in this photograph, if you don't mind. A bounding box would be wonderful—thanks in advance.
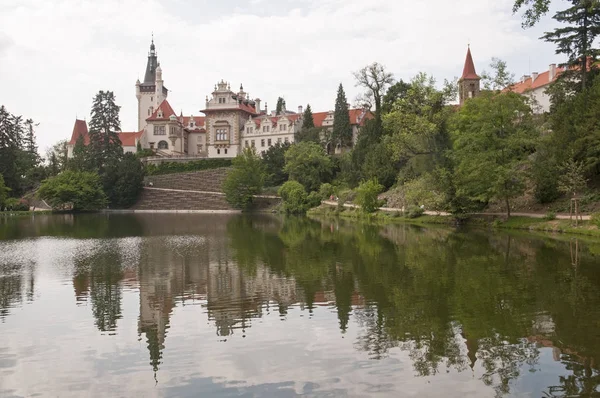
[505,196,511,218]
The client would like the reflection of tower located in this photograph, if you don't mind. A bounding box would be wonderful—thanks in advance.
[461,331,478,371]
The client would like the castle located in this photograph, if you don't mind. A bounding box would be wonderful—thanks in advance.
[68,38,371,159]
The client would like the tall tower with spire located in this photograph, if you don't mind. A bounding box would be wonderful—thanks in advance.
[136,36,168,131]
[458,46,480,105]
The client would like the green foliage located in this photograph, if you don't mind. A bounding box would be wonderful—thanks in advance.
[46,140,68,176]
[87,90,123,172]
[0,174,10,208]
[513,0,551,27]
[591,212,600,227]
[355,178,384,213]
[531,144,561,203]
[381,80,411,114]
[337,188,354,211]
[284,141,332,192]
[480,58,515,91]
[544,211,557,221]
[135,149,155,159]
[403,173,447,212]
[361,142,397,189]
[404,204,424,218]
[145,158,232,175]
[302,104,315,130]
[332,83,352,148]
[262,142,290,186]
[295,127,322,144]
[3,197,29,211]
[70,135,88,171]
[451,91,539,216]
[558,158,588,197]
[319,183,335,199]
[222,148,266,210]
[306,191,323,208]
[275,97,286,115]
[102,153,145,208]
[278,180,309,214]
[541,0,600,91]
[37,170,107,211]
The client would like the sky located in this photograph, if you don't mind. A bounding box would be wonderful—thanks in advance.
[0,0,565,156]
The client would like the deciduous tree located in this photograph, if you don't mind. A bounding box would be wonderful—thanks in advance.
[284,142,332,192]
[37,170,107,211]
[222,147,266,210]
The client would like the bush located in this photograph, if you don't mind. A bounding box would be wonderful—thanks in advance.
[337,189,353,211]
[222,148,266,210]
[543,211,556,221]
[591,212,600,228]
[145,158,232,176]
[37,170,107,211]
[404,205,424,218]
[355,178,384,213]
[306,191,323,208]
[284,142,332,192]
[102,153,145,208]
[278,181,309,214]
[135,149,155,159]
[0,174,10,209]
[318,183,335,200]
[4,198,29,211]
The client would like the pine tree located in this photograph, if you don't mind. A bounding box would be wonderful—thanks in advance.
[88,91,123,172]
[332,83,352,148]
[542,0,600,91]
[302,104,315,129]
[0,106,25,194]
[275,97,286,115]
[71,135,89,171]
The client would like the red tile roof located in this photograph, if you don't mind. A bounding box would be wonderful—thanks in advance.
[68,119,89,145]
[310,109,372,128]
[509,67,565,94]
[461,47,480,80]
[200,102,258,115]
[118,130,143,147]
[146,99,176,121]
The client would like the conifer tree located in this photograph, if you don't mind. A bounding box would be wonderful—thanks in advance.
[302,104,315,129]
[332,83,352,148]
[0,105,25,194]
[88,91,123,171]
[71,135,89,171]
[541,0,600,91]
[275,97,286,115]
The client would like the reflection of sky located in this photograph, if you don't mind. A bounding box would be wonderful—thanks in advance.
[0,235,593,398]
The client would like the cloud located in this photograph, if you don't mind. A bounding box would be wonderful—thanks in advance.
[0,0,560,155]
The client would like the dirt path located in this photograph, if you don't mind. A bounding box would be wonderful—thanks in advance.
[321,201,592,221]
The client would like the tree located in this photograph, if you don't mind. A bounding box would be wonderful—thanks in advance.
[302,104,315,130]
[381,80,411,114]
[558,158,588,223]
[513,0,552,27]
[332,84,353,149]
[284,142,332,192]
[87,91,123,172]
[278,180,309,214]
[355,178,384,213]
[70,135,89,171]
[361,142,397,189]
[0,105,24,195]
[481,58,515,91]
[541,0,600,92]
[262,141,290,186]
[222,147,266,210]
[451,91,539,217]
[275,97,286,115]
[37,170,107,211]
[46,140,68,176]
[353,62,394,127]
[102,153,145,208]
[0,174,10,209]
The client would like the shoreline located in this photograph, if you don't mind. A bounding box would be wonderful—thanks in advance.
[308,205,600,239]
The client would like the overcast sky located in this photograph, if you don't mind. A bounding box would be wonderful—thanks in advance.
[1,0,564,155]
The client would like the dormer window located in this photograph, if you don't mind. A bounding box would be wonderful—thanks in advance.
[190,121,195,128]
[158,111,163,118]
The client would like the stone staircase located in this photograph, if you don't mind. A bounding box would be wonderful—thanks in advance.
[144,168,229,192]
[131,188,233,211]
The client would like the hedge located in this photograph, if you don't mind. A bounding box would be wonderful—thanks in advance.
[145,159,232,176]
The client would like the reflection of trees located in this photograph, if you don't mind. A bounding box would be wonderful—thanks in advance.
[0,263,35,321]
[227,214,600,396]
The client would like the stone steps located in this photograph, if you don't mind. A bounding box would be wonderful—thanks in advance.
[131,188,233,211]
[144,168,230,193]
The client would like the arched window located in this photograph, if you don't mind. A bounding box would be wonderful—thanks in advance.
[158,140,169,150]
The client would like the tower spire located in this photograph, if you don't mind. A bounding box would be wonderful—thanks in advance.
[461,46,479,80]
[458,45,481,105]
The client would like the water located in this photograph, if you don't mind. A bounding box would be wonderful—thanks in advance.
[1,214,600,397]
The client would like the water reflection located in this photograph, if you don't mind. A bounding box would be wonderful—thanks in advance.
[1,213,600,396]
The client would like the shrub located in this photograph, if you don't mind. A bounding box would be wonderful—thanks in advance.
[337,189,353,211]
[145,158,232,176]
[222,148,266,210]
[591,212,600,228]
[284,142,332,192]
[278,180,309,214]
[306,191,323,208]
[355,178,384,213]
[0,174,10,209]
[37,170,107,211]
[318,183,335,200]
[102,153,145,209]
[543,211,556,221]
[404,205,424,219]
[4,198,29,211]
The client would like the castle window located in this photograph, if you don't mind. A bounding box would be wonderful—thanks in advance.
[284,137,289,143]
[224,149,228,155]
[268,138,272,146]
[277,137,282,143]
[217,149,221,154]
[245,140,249,148]
[154,125,166,135]
[215,128,228,141]
[151,96,153,102]
[157,140,168,150]
[251,140,255,147]
[261,139,265,147]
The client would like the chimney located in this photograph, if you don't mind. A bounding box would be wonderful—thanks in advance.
[271,110,276,117]
[521,74,531,83]
[549,64,556,81]
[255,98,261,113]
[265,102,268,114]
[532,72,538,82]
[298,105,303,114]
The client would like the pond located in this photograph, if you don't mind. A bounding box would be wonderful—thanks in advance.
[1,213,600,397]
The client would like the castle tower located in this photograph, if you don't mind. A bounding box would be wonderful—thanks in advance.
[458,46,480,105]
[137,36,168,131]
